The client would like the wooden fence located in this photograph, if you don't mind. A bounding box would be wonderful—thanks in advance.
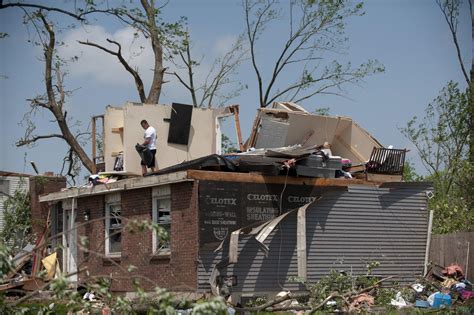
[429,231,474,280]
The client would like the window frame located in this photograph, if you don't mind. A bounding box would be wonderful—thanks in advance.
[105,194,122,257]
[0,179,10,195]
[152,185,171,255]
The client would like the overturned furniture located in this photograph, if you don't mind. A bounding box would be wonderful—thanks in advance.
[366,147,407,181]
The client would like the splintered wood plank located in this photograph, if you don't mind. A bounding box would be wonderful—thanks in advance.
[111,127,123,133]
[186,169,375,186]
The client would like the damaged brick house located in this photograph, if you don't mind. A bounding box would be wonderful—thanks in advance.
[37,102,433,302]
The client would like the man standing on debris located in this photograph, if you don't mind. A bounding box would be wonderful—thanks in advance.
[140,119,157,175]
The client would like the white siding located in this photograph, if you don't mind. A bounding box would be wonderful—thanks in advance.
[0,176,30,232]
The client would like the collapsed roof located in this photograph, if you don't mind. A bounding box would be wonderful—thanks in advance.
[246,102,383,165]
[88,101,404,182]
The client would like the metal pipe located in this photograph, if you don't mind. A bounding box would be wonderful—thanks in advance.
[466,241,470,279]
[92,117,97,174]
[423,210,434,276]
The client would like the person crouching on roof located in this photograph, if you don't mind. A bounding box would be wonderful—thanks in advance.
[140,119,157,175]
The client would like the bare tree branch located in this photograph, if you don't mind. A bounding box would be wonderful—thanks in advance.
[178,32,198,106]
[0,2,87,20]
[244,0,277,107]
[168,71,192,91]
[16,134,65,147]
[436,0,470,85]
[79,39,147,102]
[2,1,186,105]
[33,12,95,173]
[171,32,246,108]
[1,1,188,178]
[243,0,382,108]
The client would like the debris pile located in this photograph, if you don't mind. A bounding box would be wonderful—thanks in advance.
[418,264,473,308]
[148,143,406,183]
[229,143,391,180]
[1,243,59,294]
[232,263,473,313]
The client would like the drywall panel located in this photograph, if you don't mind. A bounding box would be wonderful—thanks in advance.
[331,119,365,164]
[351,122,383,161]
[251,109,382,164]
[254,117,289,148]
[104,106,125,172]
[121,103,216,175]
[285,114,348,147]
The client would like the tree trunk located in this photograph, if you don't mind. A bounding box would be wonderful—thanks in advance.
[141,0,164,104]
[41,13,95,174]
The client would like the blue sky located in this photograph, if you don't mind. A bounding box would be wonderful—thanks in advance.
[0,0,471,179]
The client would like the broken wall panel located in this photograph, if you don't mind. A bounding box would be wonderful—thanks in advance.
[198,184,430,295]
[250,109,383,164]
[272,101,308,112]
[254,117,289,149]
[104,102,219,175]
[285,113,342,147]
[103,106,125,173]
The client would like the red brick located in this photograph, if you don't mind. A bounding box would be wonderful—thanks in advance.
[29,175,66,238]
[75,182,199,292]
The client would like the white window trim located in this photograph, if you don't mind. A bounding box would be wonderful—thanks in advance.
[152,186,171,255]
[105,194,122,257]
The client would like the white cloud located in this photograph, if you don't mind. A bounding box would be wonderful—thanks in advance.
[58,26,244,105]
[213,34,239,57]
[59,25,154,87]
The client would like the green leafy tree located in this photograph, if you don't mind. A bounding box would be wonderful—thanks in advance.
[401,82,472,233]
[1,217,229,313]
[402,161,423,183]
[221,134,238,153]
[313,107,330,116]
[401,0,472,233]
[0,189,32,251]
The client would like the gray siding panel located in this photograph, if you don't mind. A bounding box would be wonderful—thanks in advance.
[198,184,429,294]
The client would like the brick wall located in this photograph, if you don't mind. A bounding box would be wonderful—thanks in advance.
[76,181,199,292]
[76,194,106,283]
[29,175,66,238]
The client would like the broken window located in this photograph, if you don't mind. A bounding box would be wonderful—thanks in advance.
[0,179,10,195]
[218,116,239,154]
[105,193,122,257]
[51,203,63,265]
[152,185,171,254]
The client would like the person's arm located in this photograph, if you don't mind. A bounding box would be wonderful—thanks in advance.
[142,137,151,146]
[142,129,152,146]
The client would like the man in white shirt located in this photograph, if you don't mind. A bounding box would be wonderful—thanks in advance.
[140,119,157,175]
